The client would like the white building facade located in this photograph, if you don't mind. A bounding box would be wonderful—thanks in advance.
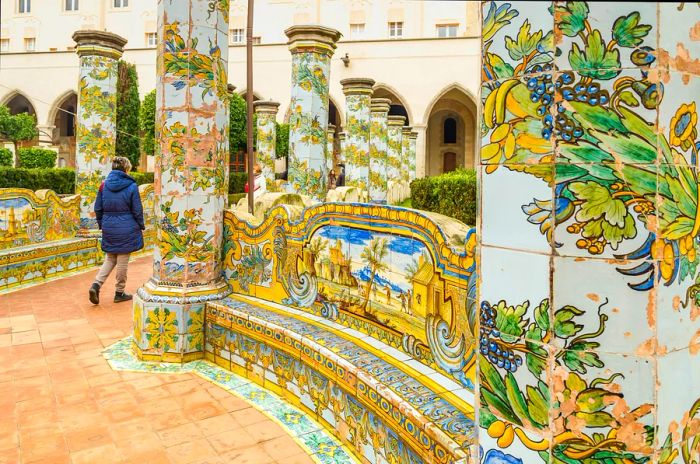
[0,0,480,176]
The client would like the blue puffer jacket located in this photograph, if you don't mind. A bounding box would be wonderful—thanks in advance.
[95,170,145,254]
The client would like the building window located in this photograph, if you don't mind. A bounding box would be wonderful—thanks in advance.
[146,32,157,47]
[252,36,261,45]
[443,117,457,144]
[436,24,458,38]
[65,0,79,11]
[350,23,365,39]
[0,39,9,52]
[388,22,403,39]
[230,28,244,44]
[24,38,35,52]
[113,0,128,8]
[18,0,31,13]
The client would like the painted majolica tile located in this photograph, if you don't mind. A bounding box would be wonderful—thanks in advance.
[658,3,700,78]
[655,280,700,353]
[658,71,700,166]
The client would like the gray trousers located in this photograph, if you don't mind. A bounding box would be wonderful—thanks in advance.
[94,253,130,292]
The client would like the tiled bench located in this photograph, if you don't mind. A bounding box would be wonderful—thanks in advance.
[205,296,475,464]
[0,237,101,293]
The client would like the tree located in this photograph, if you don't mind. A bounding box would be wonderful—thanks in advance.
[360,237,389,312]
[276,122,289,159]
[116,60,141,169]
[0,105,38,168]
[140,89,156,158]
[229,92,248,156]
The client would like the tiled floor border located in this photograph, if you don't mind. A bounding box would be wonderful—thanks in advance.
[103,337,359,464]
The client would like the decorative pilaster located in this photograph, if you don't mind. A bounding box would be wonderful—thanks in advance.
[369,98,391,203]
[340,78,374,196]
[386,115,405,204]
[478,2,700,464]
[285,25,342,201]
[326,123,335,171]
[408,131,418,182]
[72,30,126,230]
[254,100,280,192]
[133,0,231,363]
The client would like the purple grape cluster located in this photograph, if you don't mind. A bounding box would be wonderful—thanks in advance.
[480,302,523,373]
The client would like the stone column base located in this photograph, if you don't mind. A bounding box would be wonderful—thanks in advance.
[132,278,230,363]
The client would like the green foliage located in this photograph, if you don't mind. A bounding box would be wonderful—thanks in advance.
[0,168,75,194]
[0,148,12,167]
[116,61,141,169]
[229,92,248,154]
[229,172,247,194]
[17,147,57,168]
[410,169,477,226]
[275,122,289,159]
[140,89,156,158]
[131,172,154,185]
[0,105,38,167]
[229,193,246,205]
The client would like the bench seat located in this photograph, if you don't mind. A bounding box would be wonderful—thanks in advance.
[205,296,475,464]
[0,237,101,293]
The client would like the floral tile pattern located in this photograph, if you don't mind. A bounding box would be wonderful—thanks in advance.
[369,99,391,203]
[341,79,374,196]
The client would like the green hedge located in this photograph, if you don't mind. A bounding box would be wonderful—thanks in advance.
[17,147,57,168]
[410,169,477,226]
[229,172,247,194]
[0,168,75,194]
[131,172,154,185]
[0,148,12,167]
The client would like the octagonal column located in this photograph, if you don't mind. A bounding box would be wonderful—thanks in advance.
[326,123,335,171]
[401,125,412,201]
[72,30,126,230]
[254,101,280,192]
[369,98,391,203]
[386,115,405,204]
[340,78,374,196]
[408,131,418,182]
[133,0,230,362]
[285,25,341,201]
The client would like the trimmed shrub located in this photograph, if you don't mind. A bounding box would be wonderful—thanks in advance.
[229,172,247,194]
[0,148,12,167]
[0,168,75,194]
[140,89,156,158]
[17,147,57,168]
[228,193,246,205]
[116,60,141,169]
[275,122,289,159]
[131,172,154,185]
[410,169,477,226]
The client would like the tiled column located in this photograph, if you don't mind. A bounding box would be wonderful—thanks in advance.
[133,0,230,362]
[408,131,418,182]
[386,116,405,204]
[72,30,126,230]
[369,98,391,203]
[285,25,341,201]
[253,100,280,192]
[338,131,347,167]
[326,123,335,171]
[400,126,412,201]
[340,78,374,196]
[477,2,700,464]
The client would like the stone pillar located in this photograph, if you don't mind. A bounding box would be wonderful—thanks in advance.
[134,0,230,362]
[413,125,427,178]
[72,30,126,230]
[285,25,341,201]
[386,116,405,204]
[253,101,280,192]
[408,131,418,182]
[326,123,335,171]
[477,2,700,464]
[340,78,374,196]
[369,98,391,203]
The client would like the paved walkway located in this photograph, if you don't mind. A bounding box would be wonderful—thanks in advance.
[0,256,315,464]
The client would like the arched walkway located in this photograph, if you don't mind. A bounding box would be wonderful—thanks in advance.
[50,91,78,168]
[424,84,477,176]
[372,84,411,126]
[2,91,36,116]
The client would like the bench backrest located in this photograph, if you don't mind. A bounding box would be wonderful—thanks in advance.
[222,202,477,390]
[0,188,80,250]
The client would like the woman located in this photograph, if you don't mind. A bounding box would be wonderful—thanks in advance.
[88,156,145,304]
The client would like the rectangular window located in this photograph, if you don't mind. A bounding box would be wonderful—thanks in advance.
[388,21,403,39]
[436,24,458,38]
[113,0,128,8]
[252,36,261,45]
[24,38,35,51]
[230,28,244,44]
[350,23,365,39]
[146,32,157,47]
[65,0,79,11]
[0,39,9,52]
[18,0,31,13]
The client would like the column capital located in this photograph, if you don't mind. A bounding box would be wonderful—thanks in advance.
[409,131,419,140]
[401,126,413,135]
[387,115,406,127]
[370,98,392,114]
[253,100,280,114]
[338,131,346,141]
[285,25,342,55]
[327,123,336,133]
[72,30,127,59]
[340,78,375,96]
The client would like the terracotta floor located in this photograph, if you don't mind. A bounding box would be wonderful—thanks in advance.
[0,256,315,464]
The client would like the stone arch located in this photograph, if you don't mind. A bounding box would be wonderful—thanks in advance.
[424,83,477,176]
[372,83,412,126]
[236,89,264,102]
[328,95,344,127]
[1,90,37,116]
[49,90,78,168]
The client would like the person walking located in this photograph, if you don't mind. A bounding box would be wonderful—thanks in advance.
[89,156,145,304]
